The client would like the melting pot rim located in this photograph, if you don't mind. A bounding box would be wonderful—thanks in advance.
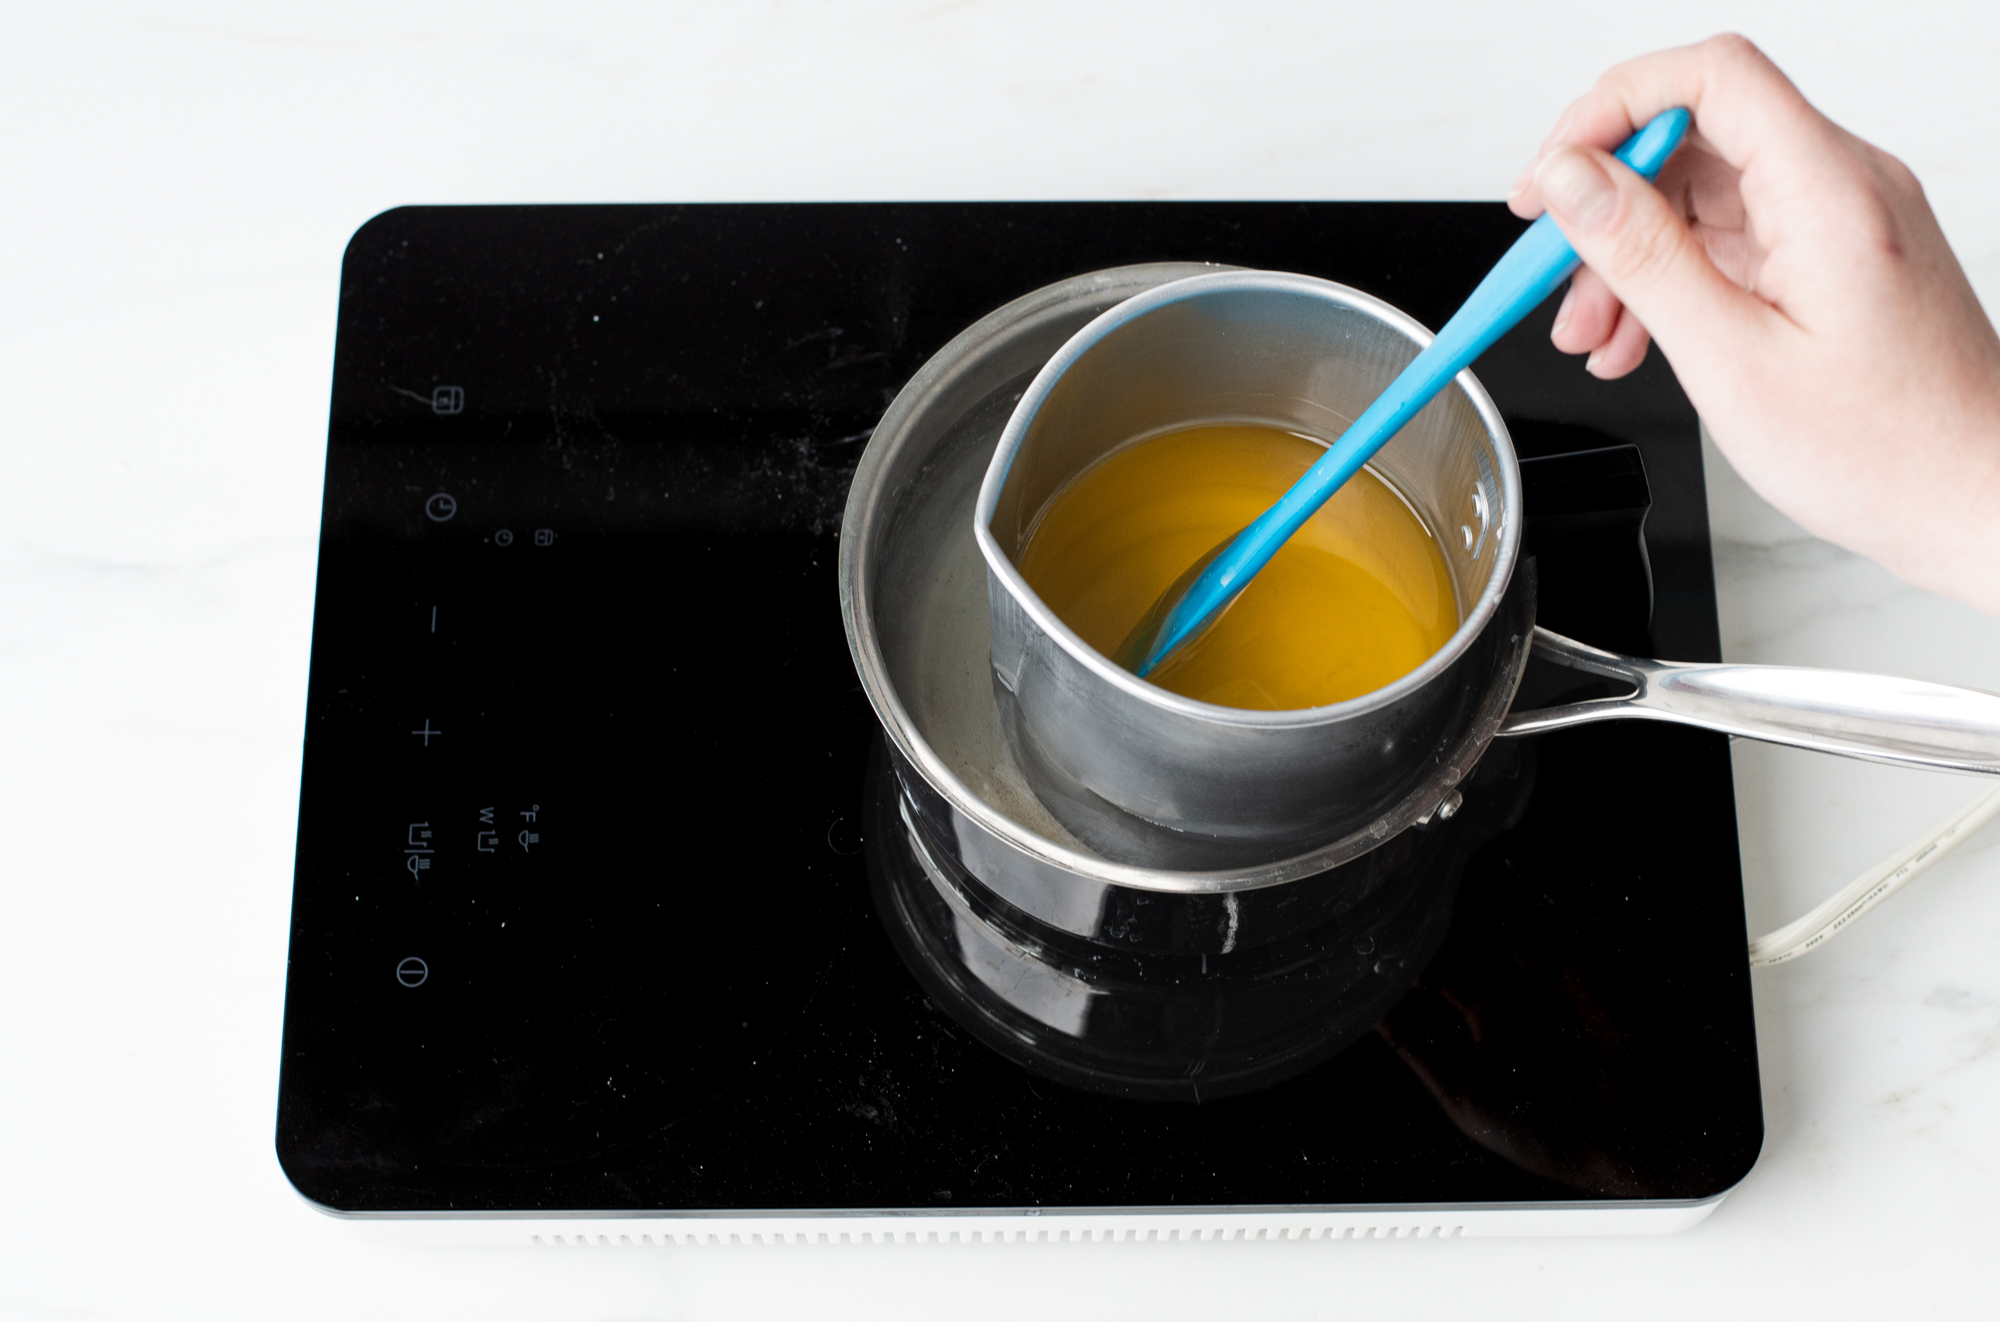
[973,267,1525,731]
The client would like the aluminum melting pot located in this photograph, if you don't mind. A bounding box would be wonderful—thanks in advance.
[975,270,1523,869]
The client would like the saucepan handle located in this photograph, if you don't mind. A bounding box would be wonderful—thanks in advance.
[1497,627,2000,776]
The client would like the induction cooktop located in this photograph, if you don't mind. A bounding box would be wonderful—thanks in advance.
[276,204,1761,1243]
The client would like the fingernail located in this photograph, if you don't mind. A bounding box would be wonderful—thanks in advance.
[1551,286,1576,337]
[1584,347,1606,376]
[1505,168,1532,203]
[1535,147,1616,230]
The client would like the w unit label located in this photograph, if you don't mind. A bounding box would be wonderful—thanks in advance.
[398,804,545,874]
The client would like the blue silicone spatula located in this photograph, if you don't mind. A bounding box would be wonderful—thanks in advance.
[1118,107,1691,679]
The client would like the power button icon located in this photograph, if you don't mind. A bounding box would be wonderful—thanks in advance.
[396,957,429,987]
[425,493,457,522]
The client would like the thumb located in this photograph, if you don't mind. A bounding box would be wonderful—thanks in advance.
[1534,144,1760,360]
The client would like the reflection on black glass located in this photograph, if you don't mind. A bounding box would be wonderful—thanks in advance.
[1379,952,1666,1196]
[1378,833,1761,1200]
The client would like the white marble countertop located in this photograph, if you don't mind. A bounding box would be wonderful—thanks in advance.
[5,3,1999,1318]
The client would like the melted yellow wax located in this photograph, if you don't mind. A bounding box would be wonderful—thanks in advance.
[1017,424,1459,711]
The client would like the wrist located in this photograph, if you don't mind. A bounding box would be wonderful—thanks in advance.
[1874,406,2000,618]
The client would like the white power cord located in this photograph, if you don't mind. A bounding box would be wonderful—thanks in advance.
[1747,782,2000,967]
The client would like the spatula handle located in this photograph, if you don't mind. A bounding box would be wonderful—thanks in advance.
[1136,109,1691,675]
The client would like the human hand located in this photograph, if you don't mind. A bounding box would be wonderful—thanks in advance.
[1508,35,2000,618]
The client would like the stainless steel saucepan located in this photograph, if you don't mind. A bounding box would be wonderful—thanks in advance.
[972,269,2000,872]
[839,263,2000,957]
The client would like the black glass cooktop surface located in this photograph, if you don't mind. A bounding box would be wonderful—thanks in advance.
[277,203,1760,1214]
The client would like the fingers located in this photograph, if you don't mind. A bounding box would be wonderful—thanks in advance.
[1509,33,1823,220]
[1586,304,1654,379]
[1550,267,1620,354]
[1510,35,1821,377]
[1533,141,1765,368]
[1543,189,1662,380]
[1550,268,1654,378]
